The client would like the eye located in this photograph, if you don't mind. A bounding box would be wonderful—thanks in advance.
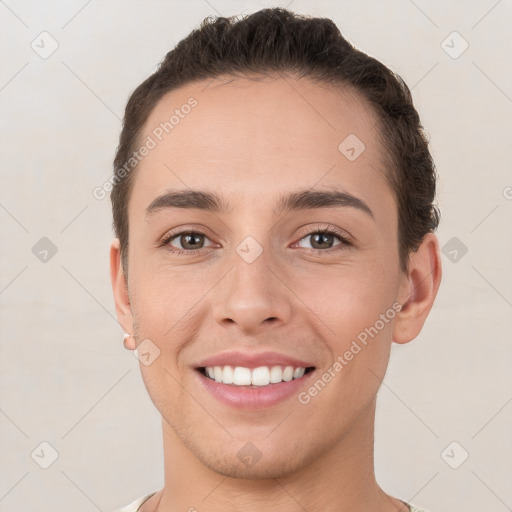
[295,225,352,252]
[159,224,352,256]
[161,230,215,254]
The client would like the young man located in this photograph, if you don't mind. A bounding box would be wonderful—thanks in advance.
[110,8,441,512]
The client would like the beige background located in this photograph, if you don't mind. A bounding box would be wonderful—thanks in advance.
[1,1,511,511]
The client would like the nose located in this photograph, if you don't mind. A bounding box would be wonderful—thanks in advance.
[212,243,293,335]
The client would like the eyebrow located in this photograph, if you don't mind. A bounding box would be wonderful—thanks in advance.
[145,188,374,219]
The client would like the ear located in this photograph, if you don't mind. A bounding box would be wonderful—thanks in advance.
[110,238,136,350]
[393,233,442,344]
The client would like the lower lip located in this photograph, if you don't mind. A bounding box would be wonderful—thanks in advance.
[195,369,316,410]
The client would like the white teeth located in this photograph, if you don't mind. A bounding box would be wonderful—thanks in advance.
[269,365,283,383]
[293,367,305,379]
[222,365,234,384]
[203,365,310,386]
[282,366,294,381]
[233,366,252,385]
[251,366,270,386]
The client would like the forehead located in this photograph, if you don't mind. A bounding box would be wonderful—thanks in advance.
[130,74,393,220]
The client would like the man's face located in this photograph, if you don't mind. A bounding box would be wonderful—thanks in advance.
[118,75,409,478]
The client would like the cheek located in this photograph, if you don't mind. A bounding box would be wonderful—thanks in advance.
[130,265,200,332]
[303,276,397,419]
[294,264,398,341]
[295,265,399,403]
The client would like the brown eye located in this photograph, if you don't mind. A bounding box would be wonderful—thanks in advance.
[163,231,214,253]
[296,228,351,252]
[180,233,204,250]
[308,232,338,250]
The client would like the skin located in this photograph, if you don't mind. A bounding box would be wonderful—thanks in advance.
[110,74,442,512]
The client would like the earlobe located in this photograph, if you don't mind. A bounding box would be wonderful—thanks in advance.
[110,238,134,337]
[123,333,137,351]
[392,233,442,344]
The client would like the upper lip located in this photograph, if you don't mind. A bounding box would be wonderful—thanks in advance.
[195,351,316,369]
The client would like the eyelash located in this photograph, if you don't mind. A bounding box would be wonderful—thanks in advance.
[159,224,353,256]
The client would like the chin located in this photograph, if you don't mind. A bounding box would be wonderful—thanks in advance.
[198,450,306,480]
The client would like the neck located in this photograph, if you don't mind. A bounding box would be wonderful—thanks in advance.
[146,398,404,512]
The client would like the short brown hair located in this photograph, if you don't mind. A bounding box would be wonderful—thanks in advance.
[111,7,439,274]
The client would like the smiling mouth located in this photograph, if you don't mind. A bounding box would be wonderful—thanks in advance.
[197,365,316,387]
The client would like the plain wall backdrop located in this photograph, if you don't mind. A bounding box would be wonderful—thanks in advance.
[1,1,511,511]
